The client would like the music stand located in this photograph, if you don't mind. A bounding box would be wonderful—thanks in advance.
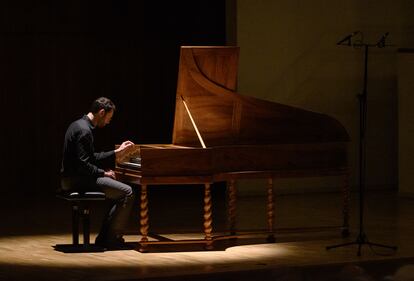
[326,31,398,256]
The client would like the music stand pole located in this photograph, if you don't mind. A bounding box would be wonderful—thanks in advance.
[326,38,398,256]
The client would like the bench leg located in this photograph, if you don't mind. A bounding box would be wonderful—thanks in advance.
[82,208,90,246]
[71,204,79,245]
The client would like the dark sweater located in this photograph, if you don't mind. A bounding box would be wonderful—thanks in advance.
[61,115,115,178]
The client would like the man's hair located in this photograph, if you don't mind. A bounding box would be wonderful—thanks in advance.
[90,97,116,114]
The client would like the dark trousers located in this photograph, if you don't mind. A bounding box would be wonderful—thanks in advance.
[96,177,134,239]
[61,176,134,240]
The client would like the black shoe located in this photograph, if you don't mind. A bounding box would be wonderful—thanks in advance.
[95,235,132,250]
[94,234,107,247]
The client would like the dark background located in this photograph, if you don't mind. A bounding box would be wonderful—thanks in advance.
[0,1,226,195]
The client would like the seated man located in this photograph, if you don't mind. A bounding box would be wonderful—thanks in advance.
[60,96,135,248]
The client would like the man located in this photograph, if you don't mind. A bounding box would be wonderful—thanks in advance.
[61,97,134,248]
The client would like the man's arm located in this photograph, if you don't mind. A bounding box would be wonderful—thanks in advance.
[76,133,105,177]
[94,140,134,161]
[94,150,115,161]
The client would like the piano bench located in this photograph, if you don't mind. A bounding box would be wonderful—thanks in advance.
[55,191,106,252]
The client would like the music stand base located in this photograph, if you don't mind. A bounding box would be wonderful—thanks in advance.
[326,232,397,256]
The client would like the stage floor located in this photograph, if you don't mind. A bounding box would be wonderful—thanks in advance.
[0,188,413,281]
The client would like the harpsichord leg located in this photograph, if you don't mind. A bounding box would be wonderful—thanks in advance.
[139,184,149,252]
[203,183,214,250]
[228,179,237,235]
[266,177,276,242]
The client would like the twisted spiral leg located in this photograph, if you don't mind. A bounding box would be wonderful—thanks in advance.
[139,184,149,252]
[203,183,213,250]
[228,180,237,235]
[266,177,275,242]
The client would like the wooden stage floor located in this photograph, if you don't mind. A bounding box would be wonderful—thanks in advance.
[0,188,413,281]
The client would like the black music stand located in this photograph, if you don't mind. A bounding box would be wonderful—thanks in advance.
[326,32,398,256]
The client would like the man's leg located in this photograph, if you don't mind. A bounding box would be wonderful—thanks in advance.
[95,177,134,245]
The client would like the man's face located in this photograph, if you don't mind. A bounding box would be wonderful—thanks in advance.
[96,109,114,128]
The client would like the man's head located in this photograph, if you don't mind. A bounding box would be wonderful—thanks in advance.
[90,97,116,128]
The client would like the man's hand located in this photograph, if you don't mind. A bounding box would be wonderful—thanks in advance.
[104,170,116,179]
[115,140,134,154]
